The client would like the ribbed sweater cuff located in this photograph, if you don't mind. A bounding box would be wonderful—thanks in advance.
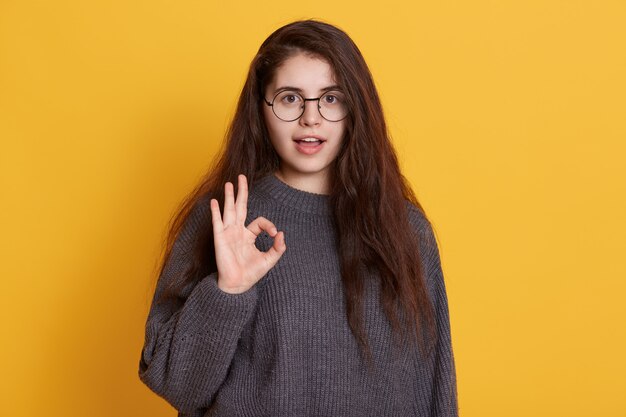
[180,273,259,338]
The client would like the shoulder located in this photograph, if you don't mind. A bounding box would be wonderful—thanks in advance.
[405,201,437,247]
[185,194,212,231]
[404,200,444,282]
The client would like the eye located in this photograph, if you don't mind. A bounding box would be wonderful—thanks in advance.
[322,91,345,105]
[277,91,302,105]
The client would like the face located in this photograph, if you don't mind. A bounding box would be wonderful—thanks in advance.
[263,52,346,194]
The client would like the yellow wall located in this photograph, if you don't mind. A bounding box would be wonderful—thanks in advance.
[1,1,624,416]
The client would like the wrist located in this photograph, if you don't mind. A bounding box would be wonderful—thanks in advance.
[217,276,251,294]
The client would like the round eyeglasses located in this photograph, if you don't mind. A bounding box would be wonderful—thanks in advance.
[263,90,349,122]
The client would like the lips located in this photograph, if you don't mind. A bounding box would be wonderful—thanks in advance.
[293,134,326,142]
[294,139,323,147]
[293,134,326,155]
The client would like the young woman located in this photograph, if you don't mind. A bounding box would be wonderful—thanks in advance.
[139,19,458,417]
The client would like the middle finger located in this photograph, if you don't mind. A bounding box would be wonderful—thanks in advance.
[222,181,235,225]
[235,174,248,225]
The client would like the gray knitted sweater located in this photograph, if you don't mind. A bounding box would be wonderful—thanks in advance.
[139,173,458,416]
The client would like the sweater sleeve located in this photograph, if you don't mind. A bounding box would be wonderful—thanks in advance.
[138,199,259,413]
[411,206,459,416]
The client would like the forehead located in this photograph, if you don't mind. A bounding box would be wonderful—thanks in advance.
[268,53,338,93]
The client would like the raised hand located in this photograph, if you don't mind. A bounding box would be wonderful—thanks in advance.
[210,174,286,294]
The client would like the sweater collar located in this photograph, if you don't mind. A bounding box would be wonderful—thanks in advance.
[253,173,333,216]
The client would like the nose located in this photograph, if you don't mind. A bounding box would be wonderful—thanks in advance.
[299,99,322,126]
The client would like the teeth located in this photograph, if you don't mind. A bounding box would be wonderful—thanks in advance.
[301,138,320,142]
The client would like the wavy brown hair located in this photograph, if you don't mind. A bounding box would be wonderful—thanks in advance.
[153,19,437,360]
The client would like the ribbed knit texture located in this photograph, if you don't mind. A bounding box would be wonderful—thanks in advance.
[138,173,458,416]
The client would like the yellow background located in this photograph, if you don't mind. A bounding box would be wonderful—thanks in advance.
[1,0,624,416]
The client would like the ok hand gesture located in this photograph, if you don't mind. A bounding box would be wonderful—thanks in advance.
[210,174,286,294]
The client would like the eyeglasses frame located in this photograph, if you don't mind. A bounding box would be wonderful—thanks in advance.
[263,90,349,122]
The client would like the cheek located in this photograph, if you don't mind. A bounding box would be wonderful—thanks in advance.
[263,109,278,140]
[264,104,284,127]
[262,106,274,133]
[263,110,289,152]
[330,123,347,158]
[339,122,347,138]
[334,122,347,145]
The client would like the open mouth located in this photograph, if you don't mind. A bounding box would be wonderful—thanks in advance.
[294,138,324,146]
[293,137,326,155]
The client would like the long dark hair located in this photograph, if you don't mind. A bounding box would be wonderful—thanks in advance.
[153,19,437,359]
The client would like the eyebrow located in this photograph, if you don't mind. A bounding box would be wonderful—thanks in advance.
[272,85,342,95]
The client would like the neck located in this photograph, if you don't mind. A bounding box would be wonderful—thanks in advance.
[274,168,330,195]
[253,173,332,216]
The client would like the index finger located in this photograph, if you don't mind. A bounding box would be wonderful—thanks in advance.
[210,199,224,233]
[235,174,248,225]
